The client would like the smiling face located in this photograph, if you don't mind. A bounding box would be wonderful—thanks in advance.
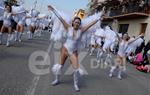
[72,17,81,30]
[123,33,128,41]
[5,5,12,13]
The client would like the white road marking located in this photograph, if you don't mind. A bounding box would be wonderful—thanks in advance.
[26,76,40,95]
[26,40,54,95]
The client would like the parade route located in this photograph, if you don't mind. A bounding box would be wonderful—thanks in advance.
[0,31,149,95]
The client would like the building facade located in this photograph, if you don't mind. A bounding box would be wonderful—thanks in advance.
[88,0,150,42]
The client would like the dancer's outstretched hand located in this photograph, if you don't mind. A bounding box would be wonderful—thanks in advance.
[140,33,145,37]
[48,5,54,11]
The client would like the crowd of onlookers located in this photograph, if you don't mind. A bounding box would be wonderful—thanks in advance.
[127,39,150,73]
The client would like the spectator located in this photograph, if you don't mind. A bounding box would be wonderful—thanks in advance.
[138,0,145,12]
[132,52,143,66]
[135,36,145,54]
[143,40,150,60]
[136,50,150,73]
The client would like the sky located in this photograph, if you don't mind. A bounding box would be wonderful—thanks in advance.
[23,0,89,14]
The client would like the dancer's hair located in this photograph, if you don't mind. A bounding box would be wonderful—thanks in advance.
[5,5,12,12]
[72,17,81,26]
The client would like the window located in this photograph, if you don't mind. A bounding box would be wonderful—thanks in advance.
[119,24,129,34]
[140,23,148,34]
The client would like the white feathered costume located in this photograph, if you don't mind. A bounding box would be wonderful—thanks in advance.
[103,26,117,51]
[50,9,103,51]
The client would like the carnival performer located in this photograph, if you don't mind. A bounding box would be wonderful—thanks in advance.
[94,26,105,63]
[48,5,104,91]
[89,29,97,55]
[13,3,27,42]
[0,2,4,31]
[0,5,25,46]
[126,36,144,56]
[102,26,117,65]
[109,33,144,79]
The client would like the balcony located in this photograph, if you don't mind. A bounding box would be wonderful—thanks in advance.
[103,1,150,20]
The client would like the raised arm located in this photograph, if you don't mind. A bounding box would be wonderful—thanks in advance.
[81,7,105,33]
[81,19,99,33]
[0,6,4,10]
[48,5,70,30]
[115,32,122,42]
[11,11,26,15]
[128,33,144,44]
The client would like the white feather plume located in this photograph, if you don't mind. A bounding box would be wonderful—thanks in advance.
[50,9,71,42]
[52,64,62,75]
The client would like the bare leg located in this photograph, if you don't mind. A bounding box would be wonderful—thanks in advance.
[6,27,12,47]
[0,26,6,44]
[70,51,80,91]
[18,25,24,42]
[51,47,68,86]
[15,24,20,41]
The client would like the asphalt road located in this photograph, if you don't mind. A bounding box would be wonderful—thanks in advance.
[0,31,150,95]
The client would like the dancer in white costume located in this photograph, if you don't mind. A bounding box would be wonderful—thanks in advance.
[0,2,4,29]
[94,27,105,63]
[89,30,97,55]
[102,26,117,65]
[25,5,40,40]
[13,4,27,42]
[48,5,103,91]
[0,5,25,46]
[34,19,43,37]
[109,33,144,79]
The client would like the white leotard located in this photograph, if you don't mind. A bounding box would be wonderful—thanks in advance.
[12,5,26,26]
[125,38,137,55]
[31,9,39,27]
[95,28,105,46]
[64,27,82,55]
[31,17,37,27]
[118,40,128,57]
[18,12,26,25]
[3,12,12,27]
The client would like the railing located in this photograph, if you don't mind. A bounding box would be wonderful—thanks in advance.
[108,4,150,17]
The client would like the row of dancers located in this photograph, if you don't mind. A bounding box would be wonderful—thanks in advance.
[88,24,144,79]
[47,5,145,92]
[0,2,52,47]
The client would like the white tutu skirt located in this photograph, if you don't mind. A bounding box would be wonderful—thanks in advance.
[96,38,102,46]
[3,20,11,28]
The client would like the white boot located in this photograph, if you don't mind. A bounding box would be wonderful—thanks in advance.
[0,32,2,44]
[28,32,32,40]
[51,64,62,86]
[109,66,116,78]
[14,31,18,41]
[18,32,22,42]
[51,74,60,86]
[28,31,31,40]
[97,49,103,63]
[117,69,122,80]
[10,33,15,42]
[108,53,112,59]
[38,30,42,37]
[73,70,80,92]
[6,34,11,47]
[31,32,33,39]
[104,53,111,66]
[90,47,95,55]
